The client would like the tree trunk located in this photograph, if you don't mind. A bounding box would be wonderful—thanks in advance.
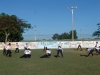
[5,32,10,42]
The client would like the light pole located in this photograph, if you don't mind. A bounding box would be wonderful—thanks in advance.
[80,29,82,41]
[68,6,77,41]
[33,25,36,41]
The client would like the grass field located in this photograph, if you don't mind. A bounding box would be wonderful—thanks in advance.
[0,49,100,75]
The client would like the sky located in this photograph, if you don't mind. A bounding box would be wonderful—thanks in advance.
[0,0,100,40]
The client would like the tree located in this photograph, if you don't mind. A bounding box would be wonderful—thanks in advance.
[60,32,69,39]
[52,33,59,40]
[69,30,78,39]
[52,30,78,40]
[92,23,100,37]
[0,13,32,42]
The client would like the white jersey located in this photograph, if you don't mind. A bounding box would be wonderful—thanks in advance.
[58,47,63,52]
[96,47,100,51]
[95,43,99,48]
[46,50,51,54]
[87,48,91,51]
[6,45,12,50]
[16,44,19,48]
[24,50,31,54]
[87,48,94,52]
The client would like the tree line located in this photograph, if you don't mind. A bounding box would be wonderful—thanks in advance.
[52,30,78,40]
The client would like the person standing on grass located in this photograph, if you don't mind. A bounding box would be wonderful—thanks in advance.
[2,42,7,56]
[15,43,19,53]
[40,47,51,58]
[86,48,94,57]
[24,43,28,50]
[43,46,46,52]
[6,43,12,57]
[95,42,100,54]
[95,47,100,54]
[20,48,31,58]
[56,46,63,58]
[77,43,82,51]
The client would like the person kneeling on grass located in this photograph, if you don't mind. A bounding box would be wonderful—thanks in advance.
[40,47,51,58]
[86,48,94,57]
[20,48,31,58]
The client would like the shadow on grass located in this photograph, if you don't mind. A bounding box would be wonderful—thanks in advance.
[80,54,87,57]
[93,53,99,55]
[54,55,61,58]
[40,55,51,58]
[74,48,83,51]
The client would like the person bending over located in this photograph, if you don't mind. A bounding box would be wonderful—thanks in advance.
[77,43,82,51]
[56,46,63,58]
[86,48,94,57]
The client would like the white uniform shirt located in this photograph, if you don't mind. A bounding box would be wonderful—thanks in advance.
[6,45,12,50]
[16,44,19,48]
[87,48,91,51]
[24,50,31,54]
[46,50,51,54]
[58,47,63,52]
[95,43,99,48]
[96,47,100,51]
[87,48,93,52]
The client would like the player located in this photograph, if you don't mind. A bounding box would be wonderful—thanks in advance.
[20,48,31,58]
[43,46,46,52]
[6,43,12,57]
[2,42,7,56]
[95,42,100,54]
[77,43,82,51]
[56,46,63,58]
[15,43,19,53]
[95,46,100,54]
[86,48,94,57]
[40,47,51,58]
[24,43,28,50]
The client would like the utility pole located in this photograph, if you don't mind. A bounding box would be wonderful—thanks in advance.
[68,6,77,41]
[33,25,36,41]
[80,29,82,41]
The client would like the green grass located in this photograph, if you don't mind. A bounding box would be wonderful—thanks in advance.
[0,49,100,75]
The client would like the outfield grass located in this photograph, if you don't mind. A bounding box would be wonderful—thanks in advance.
[0,49,100,75]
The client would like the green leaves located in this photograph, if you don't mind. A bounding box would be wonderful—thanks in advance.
[92,23,100,38]
[52,30,78,40]
[0,13,32,42]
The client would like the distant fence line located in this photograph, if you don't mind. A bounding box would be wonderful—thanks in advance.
[0,41,98,50]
